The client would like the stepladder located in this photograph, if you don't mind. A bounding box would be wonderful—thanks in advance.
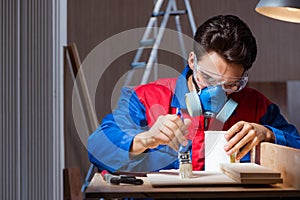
[124,0,197,86]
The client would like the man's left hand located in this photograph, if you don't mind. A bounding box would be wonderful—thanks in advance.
[224,121,275,160]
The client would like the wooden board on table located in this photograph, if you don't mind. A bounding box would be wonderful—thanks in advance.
[147,170,238,187]
[219,163,283,184]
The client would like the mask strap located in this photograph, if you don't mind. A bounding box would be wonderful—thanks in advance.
[215,99,238,123]
[185,91,202,117]
[192,75,200,93]
[192,54,201,93]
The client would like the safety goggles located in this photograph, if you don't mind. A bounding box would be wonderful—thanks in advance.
[194,57,248,93]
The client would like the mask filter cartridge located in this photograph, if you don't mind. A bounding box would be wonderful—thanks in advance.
[185,86,238,123]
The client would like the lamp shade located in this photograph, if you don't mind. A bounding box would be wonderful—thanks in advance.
[255,0,300,23]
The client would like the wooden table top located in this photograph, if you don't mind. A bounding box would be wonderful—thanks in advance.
[84,172,300,199]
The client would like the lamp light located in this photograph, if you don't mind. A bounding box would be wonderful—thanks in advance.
[255,0,300,23]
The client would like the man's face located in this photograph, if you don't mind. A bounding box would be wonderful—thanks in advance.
[188,51,248,94]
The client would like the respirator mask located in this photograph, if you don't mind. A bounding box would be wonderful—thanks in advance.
[185,55,248,123]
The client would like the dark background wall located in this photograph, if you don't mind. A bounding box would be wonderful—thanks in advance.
[66,0,300,177]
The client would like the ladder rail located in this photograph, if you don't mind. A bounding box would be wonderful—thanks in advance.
[153,0,165,15]
[131,0,164,67]
[125,0,196,86]
[140,0,174,85]
[133,18,156,64]
[184,0,197,34]
[175,15,187,67]
[124,10,160,86]
[173,0,188,66]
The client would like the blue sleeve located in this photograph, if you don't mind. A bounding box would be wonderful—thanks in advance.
[261,104,300,149]
[87,87,178,172]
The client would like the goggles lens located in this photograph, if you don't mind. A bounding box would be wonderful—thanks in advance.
[194,57,248,92]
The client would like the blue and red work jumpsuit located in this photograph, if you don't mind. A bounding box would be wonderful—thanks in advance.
[88,66,300,172]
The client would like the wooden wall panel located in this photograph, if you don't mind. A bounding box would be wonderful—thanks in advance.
[248,82,287,118]
[66,0,300,178]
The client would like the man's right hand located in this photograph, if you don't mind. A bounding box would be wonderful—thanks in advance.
[130,114,191,155]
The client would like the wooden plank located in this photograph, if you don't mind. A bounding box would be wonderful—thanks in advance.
[64,43,98,133]
[219,163,281,178]
[260,142,300,189]
[66,43,81,76]
[147,171,237,187]
[147,167,283,187]
[219,163,282,184]
[63,45,91,180]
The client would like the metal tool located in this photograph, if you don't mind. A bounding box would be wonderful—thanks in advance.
[101,170,144,185]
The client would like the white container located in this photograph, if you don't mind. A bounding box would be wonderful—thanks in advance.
[204,131,231,172]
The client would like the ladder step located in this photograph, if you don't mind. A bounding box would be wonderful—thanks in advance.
[152,11,165,17]
[170,10,187,15]
[140,39,155,46]
[152,10,187,17]
[131,62,147,69]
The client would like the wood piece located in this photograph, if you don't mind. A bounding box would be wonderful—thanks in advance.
[260,142,300,189]
[147,170,237,187]
[64,43,98,133]
[220,163,281,178]
[219,163,282,184]
[63,43,92,184]
[64,43,98,196]
[146,164,283,187]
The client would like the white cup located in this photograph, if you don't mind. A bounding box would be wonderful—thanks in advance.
[204,131,232,171]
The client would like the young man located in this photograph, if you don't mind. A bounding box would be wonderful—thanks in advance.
[88,15,300,172]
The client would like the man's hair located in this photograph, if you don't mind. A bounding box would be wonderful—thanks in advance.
[193,15,257,70]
